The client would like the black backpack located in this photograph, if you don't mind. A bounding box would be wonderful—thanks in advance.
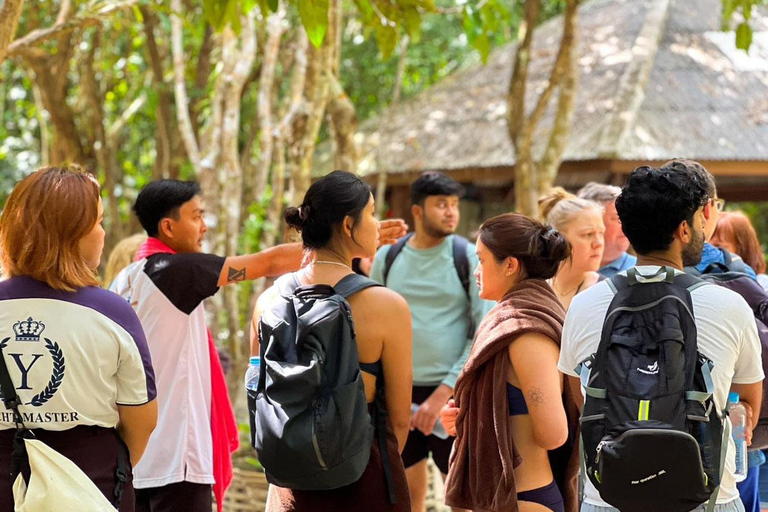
[383,233,470,298]
[687,250,768,450]
[249,272,396,502]
[578,267,726,512]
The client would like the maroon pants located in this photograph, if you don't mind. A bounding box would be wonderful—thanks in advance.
[0,426,134,512]
[266,404,411,512]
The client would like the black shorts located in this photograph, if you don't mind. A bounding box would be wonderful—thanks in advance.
[135,481,212,512]
[400,385,454,475]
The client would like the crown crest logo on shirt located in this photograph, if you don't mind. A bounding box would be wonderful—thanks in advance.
[13,317,45,342]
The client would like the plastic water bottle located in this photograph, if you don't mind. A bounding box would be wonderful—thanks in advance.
[728,392,748,482]
[244,356,261,392]
[411,403,449,440]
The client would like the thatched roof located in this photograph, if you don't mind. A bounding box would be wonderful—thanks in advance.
[316,0,768,181]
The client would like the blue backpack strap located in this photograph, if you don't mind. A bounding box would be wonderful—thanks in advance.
[720,249,752,275]
[452,235,471,298]
[722,249,733,266]
[382,233,413,286]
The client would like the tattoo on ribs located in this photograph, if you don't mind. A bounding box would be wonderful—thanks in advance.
[227,266,246,283]
[528,388,545,406]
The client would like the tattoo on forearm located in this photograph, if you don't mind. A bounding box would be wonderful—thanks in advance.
[528,388,545,407]
[227,266,246,283]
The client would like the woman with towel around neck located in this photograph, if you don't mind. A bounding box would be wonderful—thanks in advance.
[538,188,605,310]
[440,213,576,512]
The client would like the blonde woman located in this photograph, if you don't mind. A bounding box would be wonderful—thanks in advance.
[538,188,606,310]
[103,233,146,287]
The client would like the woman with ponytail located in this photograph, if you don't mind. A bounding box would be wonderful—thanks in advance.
[441,213,579,512]
[538,188,606,309]
[252,171,413,511]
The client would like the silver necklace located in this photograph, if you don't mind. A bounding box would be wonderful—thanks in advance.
[312,260,352,271]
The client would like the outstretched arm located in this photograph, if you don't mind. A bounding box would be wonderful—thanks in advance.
[217,220,406,287]
[218,243,304,287]
[378,219,407,246]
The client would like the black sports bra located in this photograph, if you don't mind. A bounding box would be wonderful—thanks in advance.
[360,359,382,378]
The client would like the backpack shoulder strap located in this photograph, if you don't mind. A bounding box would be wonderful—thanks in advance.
[684,265,702,277]
[723,250,752,275]
[334,273,382,299]
[610,266,704,293]
[610,266,675,292]
[722,249,733,266]
[452,235,471,298]
[0,346,22,418]
[673,272,705,291]
[382,233,413,286]
[275,273,302,297]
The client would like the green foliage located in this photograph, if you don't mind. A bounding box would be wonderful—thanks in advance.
[0,63,43,207]
[722,0,766,51]
[462,0,514,63]
[731,202,768,263]
[298,0,330,47]
[203,0,263,32]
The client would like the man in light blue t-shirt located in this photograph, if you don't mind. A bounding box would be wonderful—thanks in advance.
[370,171,492,511]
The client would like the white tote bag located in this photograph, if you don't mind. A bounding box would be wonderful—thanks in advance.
[12,437,117,511]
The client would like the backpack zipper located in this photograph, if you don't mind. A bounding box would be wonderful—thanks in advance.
[595,440,607,464]
[311,401,328,470]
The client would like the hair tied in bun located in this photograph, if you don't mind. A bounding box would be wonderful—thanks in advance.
[298,205,310,222]
[541,228,558,240]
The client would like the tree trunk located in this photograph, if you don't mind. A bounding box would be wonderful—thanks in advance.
[191,24,213,140]
[25,28,88,167]
[538,0,578,193]
[0,0,24,65]
[219,13,258,367]
[141,5,179,180]
[375,35,409,218]
[81,30,123,252]
[507,0,579,217]
[327,74,358,172]
[252,10,285,202]
[287,0,340,204]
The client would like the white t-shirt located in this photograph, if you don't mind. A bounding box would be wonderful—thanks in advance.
[0,276,155,431]
[558,266,764,506]
[111,252,224,489]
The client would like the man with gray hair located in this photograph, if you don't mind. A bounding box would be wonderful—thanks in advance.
[578,182,636,278]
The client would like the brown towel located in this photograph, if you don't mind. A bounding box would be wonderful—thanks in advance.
[444,278,576,512]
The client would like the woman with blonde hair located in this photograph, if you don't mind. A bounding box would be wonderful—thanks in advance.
[711,211,768,290]
[103,233,147,287]
[0,166,157,511]
[538,187,605,309]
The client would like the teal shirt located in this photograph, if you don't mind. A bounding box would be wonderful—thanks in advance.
[370,235,494,389]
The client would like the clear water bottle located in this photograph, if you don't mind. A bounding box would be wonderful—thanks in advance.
[244,356,261,392]
[411,403,449,440]
[728,392,748,482]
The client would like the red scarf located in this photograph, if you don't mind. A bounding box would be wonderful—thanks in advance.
[135,238,239,511]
